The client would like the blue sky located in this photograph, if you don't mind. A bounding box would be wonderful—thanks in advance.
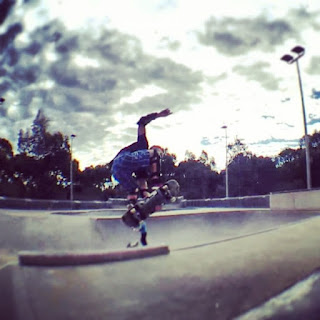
[0,0,320,170]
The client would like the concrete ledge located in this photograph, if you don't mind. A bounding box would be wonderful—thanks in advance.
[0,196,112,210]
[270,189,320,211]
[18,245,169,266]
[181,195,270,208]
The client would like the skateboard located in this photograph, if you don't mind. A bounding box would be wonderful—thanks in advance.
[122,179,180,228]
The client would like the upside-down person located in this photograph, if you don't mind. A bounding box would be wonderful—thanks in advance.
[110,108,172,245]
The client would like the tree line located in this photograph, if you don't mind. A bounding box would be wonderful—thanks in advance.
[1,110,320,200]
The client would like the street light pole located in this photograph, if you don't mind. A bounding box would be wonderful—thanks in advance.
[221,125,229,198]
[281,45,312,190]
[70,134,76,207]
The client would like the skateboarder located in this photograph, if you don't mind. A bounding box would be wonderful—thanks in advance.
[110,108,172,245]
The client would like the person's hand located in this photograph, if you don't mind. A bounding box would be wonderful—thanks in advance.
[157,108,172,118]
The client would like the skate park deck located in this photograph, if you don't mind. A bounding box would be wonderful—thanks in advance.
[1,207,320,319]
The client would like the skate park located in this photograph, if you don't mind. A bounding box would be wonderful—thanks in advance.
[1,190,320,320]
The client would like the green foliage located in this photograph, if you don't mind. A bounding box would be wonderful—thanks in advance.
[10,110,71,199]
[75,164,112,200]
[161,149,177,181]
[175,158,220,199]
[0,138,20,197]
[227,153,278,196]
[18,109,69,159]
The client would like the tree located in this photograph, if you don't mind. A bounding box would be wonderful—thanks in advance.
[275,146,306,191]
[0,138,22,197]
[185,150,196,161]
[175,155,220,199]
[161,149,177,181]
[225,138,280,196]
[18,109,69,159]
[77,164,111,200]
[0,138,14,180]
[16,109,72,199]
[199,150,216,170]
[228,138,251,163]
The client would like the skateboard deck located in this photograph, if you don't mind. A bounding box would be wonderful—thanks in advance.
[122,179,180,228]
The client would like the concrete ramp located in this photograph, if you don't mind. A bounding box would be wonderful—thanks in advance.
[2,208,320,320]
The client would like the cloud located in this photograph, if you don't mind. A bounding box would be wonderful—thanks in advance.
[261,115,275,120]
[200,137,211,146]
[1,1,320,170]
[307,58,320,75]
[311,88,320,99]
[196,15,293,56]
[308,114,320,126]
[158,36,181,51]
[0,0,16,25]
[251,137,298,146]
[232,62,280,91]
[276,122,295,128]
[0,22,23,55]
[0,10,204,164]
[194,7,320,92]
[196,8,320,57]
[156,0,178,11]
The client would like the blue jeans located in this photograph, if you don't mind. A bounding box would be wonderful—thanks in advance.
[111,150,150,192]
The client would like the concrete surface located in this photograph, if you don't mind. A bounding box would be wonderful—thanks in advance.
[236,270,320,319]
[270,188,320,211]
[1,207,320,319]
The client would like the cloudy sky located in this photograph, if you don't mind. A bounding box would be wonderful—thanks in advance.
[1,0,320,170]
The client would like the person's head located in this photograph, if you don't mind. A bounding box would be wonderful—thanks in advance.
[150,145,164,157]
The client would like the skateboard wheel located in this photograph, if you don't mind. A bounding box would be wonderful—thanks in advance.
[170,197,176,203]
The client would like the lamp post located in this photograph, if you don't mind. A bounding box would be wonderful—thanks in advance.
[70,134,76,207]
[221,125,229,198]
[281,45,311,190]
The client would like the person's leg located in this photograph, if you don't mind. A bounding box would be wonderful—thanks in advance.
[139,221,147,246]
[129,149,152,198]
[112,159,139,206]
[149,148,163,189]
[136,178,150,198]
[127,190,138,206]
